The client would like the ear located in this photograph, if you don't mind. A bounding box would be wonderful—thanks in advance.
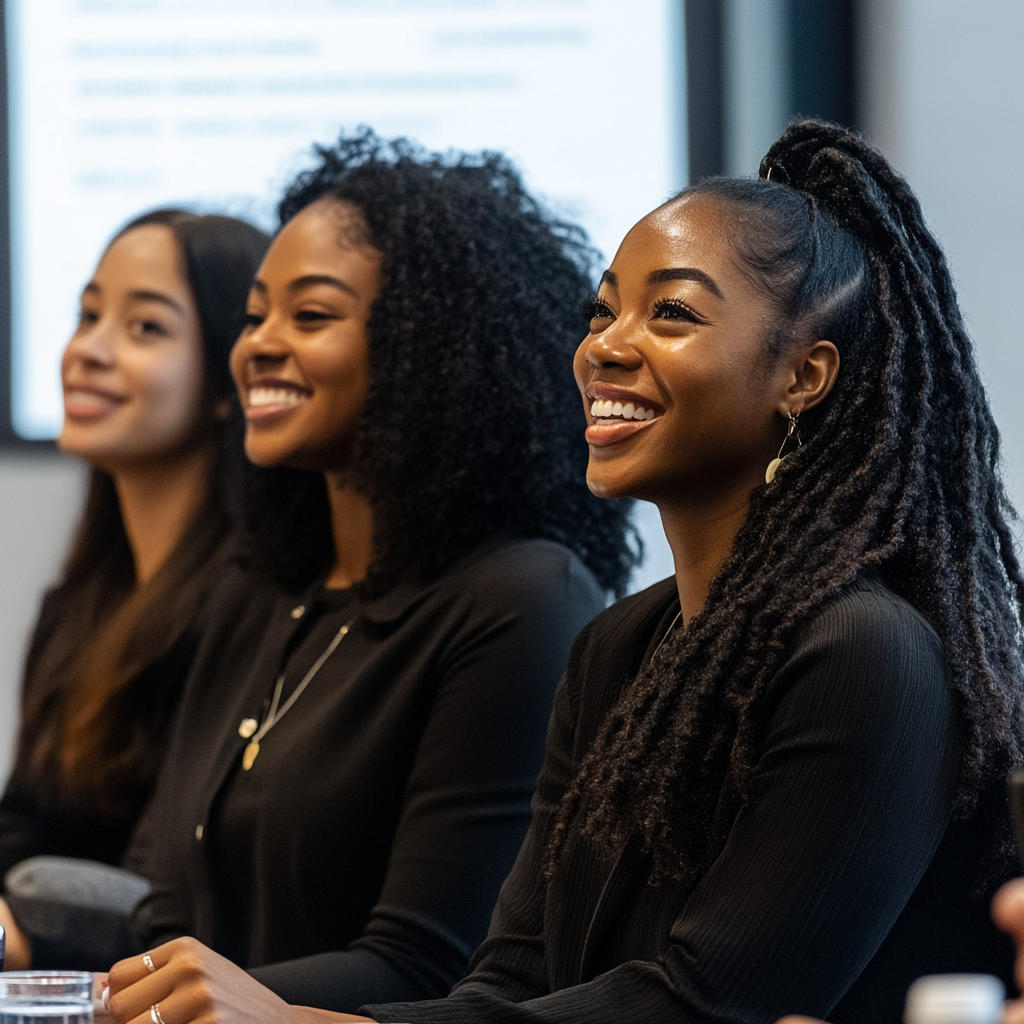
[777,340,839,417]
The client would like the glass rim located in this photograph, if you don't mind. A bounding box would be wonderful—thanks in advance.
[0,970,93,995]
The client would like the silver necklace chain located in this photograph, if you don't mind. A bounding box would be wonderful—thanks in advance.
[650,609,682,662]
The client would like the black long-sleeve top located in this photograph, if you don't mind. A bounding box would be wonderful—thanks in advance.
[0,586,200,876]
[366,574,1016,1024]
[141,538,605,1007]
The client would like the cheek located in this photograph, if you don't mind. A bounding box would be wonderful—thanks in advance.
[140,348,206,422]
[321,339,371,405]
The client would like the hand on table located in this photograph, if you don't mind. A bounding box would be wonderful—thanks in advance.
[105,936,374,1024]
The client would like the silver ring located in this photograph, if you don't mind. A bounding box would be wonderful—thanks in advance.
[142,953,156,973]
[150,1004,168,1024]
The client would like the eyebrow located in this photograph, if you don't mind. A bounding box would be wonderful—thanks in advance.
[250,274,360,300]
[599,267,724,300]
[81,282,189,317]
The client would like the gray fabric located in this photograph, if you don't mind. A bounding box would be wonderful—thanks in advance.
[5,856,150,914]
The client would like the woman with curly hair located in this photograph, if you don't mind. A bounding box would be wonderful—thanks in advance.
[0,208,267,967]
[68,127,635,1004]
[109,118,1024,1024]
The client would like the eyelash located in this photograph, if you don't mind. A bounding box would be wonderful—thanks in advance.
[581,295,705,325]
[74,310,169,338]
[651,297,704,323]
[580,296,613,321]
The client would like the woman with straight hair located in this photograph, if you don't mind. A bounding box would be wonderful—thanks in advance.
[0,208,269,967]
[109,119,1023,1024]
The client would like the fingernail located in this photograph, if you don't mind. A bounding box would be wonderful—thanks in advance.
[102,983,110,1011]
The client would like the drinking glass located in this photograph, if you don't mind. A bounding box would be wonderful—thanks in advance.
[0,971,93,1024]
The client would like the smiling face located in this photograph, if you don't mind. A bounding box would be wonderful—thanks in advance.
[573,195,795,510]
[231,198,381,472]
[58,224,208,473]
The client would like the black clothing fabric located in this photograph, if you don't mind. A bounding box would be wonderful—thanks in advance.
[0,586,200,877]
[19,539,605,1004]
[367,575,1015,1024]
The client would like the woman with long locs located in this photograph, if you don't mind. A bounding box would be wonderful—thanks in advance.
[106,119,1024,1024]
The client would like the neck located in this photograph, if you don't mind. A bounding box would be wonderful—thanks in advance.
[658,493,752,622]
[112,444,215,585]
[322,472,375,589]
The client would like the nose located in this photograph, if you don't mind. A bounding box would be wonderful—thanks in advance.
[578,321,643,371]
[232,313,289,370]
[63,319,116,368]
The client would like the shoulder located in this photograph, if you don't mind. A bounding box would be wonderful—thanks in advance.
[359,539,610,650]
[803,575,943,664]
[186,556,282,643]
[433,538,610,642]
[445,538,605,605]
[776,574,949,708]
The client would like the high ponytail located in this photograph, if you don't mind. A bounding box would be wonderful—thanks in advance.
[547,118,1024,886]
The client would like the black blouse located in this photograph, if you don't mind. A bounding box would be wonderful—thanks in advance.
[129,537,607,1007]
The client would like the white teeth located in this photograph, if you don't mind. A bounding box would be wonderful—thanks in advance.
[248,387,307,408]
[589,398,656,421]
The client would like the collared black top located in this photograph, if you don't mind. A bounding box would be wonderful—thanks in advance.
[126,537,605,1007]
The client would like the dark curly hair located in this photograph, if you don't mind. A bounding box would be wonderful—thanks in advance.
[549,118,1024,884]
[245,127,639,596]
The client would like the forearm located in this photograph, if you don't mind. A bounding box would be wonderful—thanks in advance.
[105,937,377,1024]
[250,942,457,1011]
[295,1011,373,1023]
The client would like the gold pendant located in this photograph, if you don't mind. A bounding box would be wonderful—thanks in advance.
[242,739,260,771]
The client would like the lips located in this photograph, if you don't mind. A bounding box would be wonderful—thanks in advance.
[62,385,126,420]
[584,385,662,447]
[244,382,311,422]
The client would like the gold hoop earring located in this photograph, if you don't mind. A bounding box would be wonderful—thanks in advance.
[765,412,801,484]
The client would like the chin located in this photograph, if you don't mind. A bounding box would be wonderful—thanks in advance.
[57,429,104,463]
[244,452,286,470]
[585,470,632,501]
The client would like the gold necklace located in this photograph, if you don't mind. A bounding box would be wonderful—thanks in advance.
[237,618,353,771]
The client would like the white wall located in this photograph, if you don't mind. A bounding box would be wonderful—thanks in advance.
[0,455,83,772]
[861,0,1024,518]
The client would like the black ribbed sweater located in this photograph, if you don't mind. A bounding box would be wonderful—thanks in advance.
[365,574,1015,1024]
